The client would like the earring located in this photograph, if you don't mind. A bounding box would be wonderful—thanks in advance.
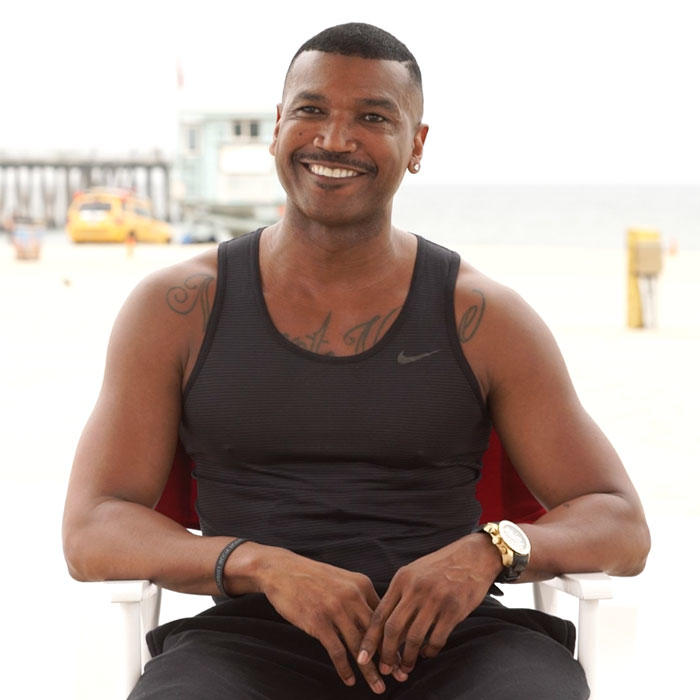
[411,161,421,173]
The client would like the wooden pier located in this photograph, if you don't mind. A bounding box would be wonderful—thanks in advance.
[0,152,171,227]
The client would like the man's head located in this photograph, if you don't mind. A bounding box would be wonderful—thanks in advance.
[285,23,424,121]
[271,23,428,229]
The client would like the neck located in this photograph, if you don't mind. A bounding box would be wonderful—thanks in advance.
[262,209,411,295]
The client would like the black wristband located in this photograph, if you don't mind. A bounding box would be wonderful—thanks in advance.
[214,538,249,598]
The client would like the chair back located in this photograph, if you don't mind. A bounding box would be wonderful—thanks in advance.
[155,430,546,528]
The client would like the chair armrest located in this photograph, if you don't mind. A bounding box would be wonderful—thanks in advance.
[539,572,614,600]
[533,573,612,699]
[107,580,162,696]
[108,579,161,604]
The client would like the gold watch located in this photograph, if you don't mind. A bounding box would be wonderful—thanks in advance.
[480,520,531,583]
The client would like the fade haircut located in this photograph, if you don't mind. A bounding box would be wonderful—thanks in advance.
[286,22,423,106]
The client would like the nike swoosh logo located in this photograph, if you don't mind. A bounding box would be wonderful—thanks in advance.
[397,349,441,365]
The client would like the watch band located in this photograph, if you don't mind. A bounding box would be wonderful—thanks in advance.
[480,521,530,583]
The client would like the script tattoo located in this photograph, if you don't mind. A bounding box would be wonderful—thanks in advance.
[458,289,486,343]
[342,306,401,353]
[166,274,215,331]
[284,311,333,354]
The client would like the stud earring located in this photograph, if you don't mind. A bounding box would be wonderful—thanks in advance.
[411,161,421,173]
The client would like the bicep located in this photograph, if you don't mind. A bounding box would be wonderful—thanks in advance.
[66,279,186,518]
[486,297,636,510]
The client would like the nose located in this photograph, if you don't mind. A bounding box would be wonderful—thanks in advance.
[313,115,357,153]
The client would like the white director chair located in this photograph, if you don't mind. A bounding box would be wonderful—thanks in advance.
[105,434,614,697]
[109,572,613,697]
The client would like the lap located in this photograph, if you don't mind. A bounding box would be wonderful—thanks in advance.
[129,595,588,700]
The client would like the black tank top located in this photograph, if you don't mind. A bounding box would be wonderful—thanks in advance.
[179,230,491,585]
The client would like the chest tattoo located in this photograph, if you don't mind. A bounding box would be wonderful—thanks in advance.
[282,306,401,356]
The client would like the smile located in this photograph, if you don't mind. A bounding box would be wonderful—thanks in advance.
[307,163,362,179]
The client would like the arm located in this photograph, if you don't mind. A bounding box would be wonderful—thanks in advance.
[62,257,236,594]
[62,258,388,692]
[358,274,650,679]
[481,284,650,580]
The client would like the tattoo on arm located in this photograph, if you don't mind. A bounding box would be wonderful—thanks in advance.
[166,274,215,332]
[458,289,486,344]
[343,306,400,353]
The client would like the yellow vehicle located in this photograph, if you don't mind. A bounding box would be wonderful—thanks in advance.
[66,188,172,243]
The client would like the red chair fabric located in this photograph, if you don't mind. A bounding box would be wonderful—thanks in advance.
[155,430,546,529]
[155,441,199,529]
[475,430,546,524]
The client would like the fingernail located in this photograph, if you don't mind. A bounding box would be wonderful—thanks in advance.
[357,650,369,665]
[395,669,408,681]
[379,662,392,674]
[372,680,386,694]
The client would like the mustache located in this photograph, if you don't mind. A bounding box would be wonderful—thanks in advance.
[295,150,377,174]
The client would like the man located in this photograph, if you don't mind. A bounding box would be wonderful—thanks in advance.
[63,23,650,699]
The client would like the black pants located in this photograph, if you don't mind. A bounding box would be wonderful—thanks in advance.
[129,594,589,700]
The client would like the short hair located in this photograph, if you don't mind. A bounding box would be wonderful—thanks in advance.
[287,22,423,95]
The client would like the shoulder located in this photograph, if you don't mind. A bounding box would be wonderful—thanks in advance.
[108,248,219,384]
[452,258,563,400]
[119,247,217,329]
[453,257,539,343]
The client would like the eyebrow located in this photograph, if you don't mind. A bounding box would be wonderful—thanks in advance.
[293,91,326,104]
[358,97,400,115]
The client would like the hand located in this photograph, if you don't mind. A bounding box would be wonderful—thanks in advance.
[357,534,503,680]
[255,546,395,694]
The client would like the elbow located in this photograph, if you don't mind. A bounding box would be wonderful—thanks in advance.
[62,531,90,582]
[62,522,104,583]
[65,559,90,583]
[609,515,651,577]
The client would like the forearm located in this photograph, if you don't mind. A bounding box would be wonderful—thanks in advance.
[517,491,650,582]
[62,498,260,596]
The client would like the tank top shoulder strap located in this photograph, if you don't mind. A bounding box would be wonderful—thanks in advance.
[182,228,262,401]
[403,236,486,414]
[400,235,461,341]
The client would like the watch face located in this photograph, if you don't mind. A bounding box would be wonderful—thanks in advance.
[500,520,531,555]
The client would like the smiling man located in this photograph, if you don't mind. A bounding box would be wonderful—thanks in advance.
[63,23,649,699]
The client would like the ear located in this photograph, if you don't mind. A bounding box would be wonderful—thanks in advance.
[413,123,429,160]
[269,104,283,156]
[408,123,429,172]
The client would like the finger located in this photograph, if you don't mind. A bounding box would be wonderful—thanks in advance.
[397,609,435,673]
[391,653,409,682]
[352,596,377,633]
[337,618,387,695]
[356,575,381,610]
[318,629,357,688]
[420,613,453,659]
[355,615,405,683]
[365,586,381,609]
[376,601,417,675]
[317,623,356,685]
[357,591,399,666]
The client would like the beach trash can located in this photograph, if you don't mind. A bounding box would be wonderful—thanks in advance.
[627,228,662,329]
[11,218,44,261]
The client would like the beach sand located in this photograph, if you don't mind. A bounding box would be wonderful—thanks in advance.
[2,234,697,698]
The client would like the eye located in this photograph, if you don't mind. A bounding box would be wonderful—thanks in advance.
[298,105,322,115]
[363,113,387,123]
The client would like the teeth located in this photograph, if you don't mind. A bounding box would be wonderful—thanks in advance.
[308,163,360,178]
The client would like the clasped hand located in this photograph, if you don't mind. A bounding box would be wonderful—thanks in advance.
[260,535,500,695]
[357,534,502,686]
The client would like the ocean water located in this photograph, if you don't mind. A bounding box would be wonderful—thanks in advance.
[393,184,700,250]
[34,184,700,252]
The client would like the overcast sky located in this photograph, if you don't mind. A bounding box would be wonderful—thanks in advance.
[2,0,699,185]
